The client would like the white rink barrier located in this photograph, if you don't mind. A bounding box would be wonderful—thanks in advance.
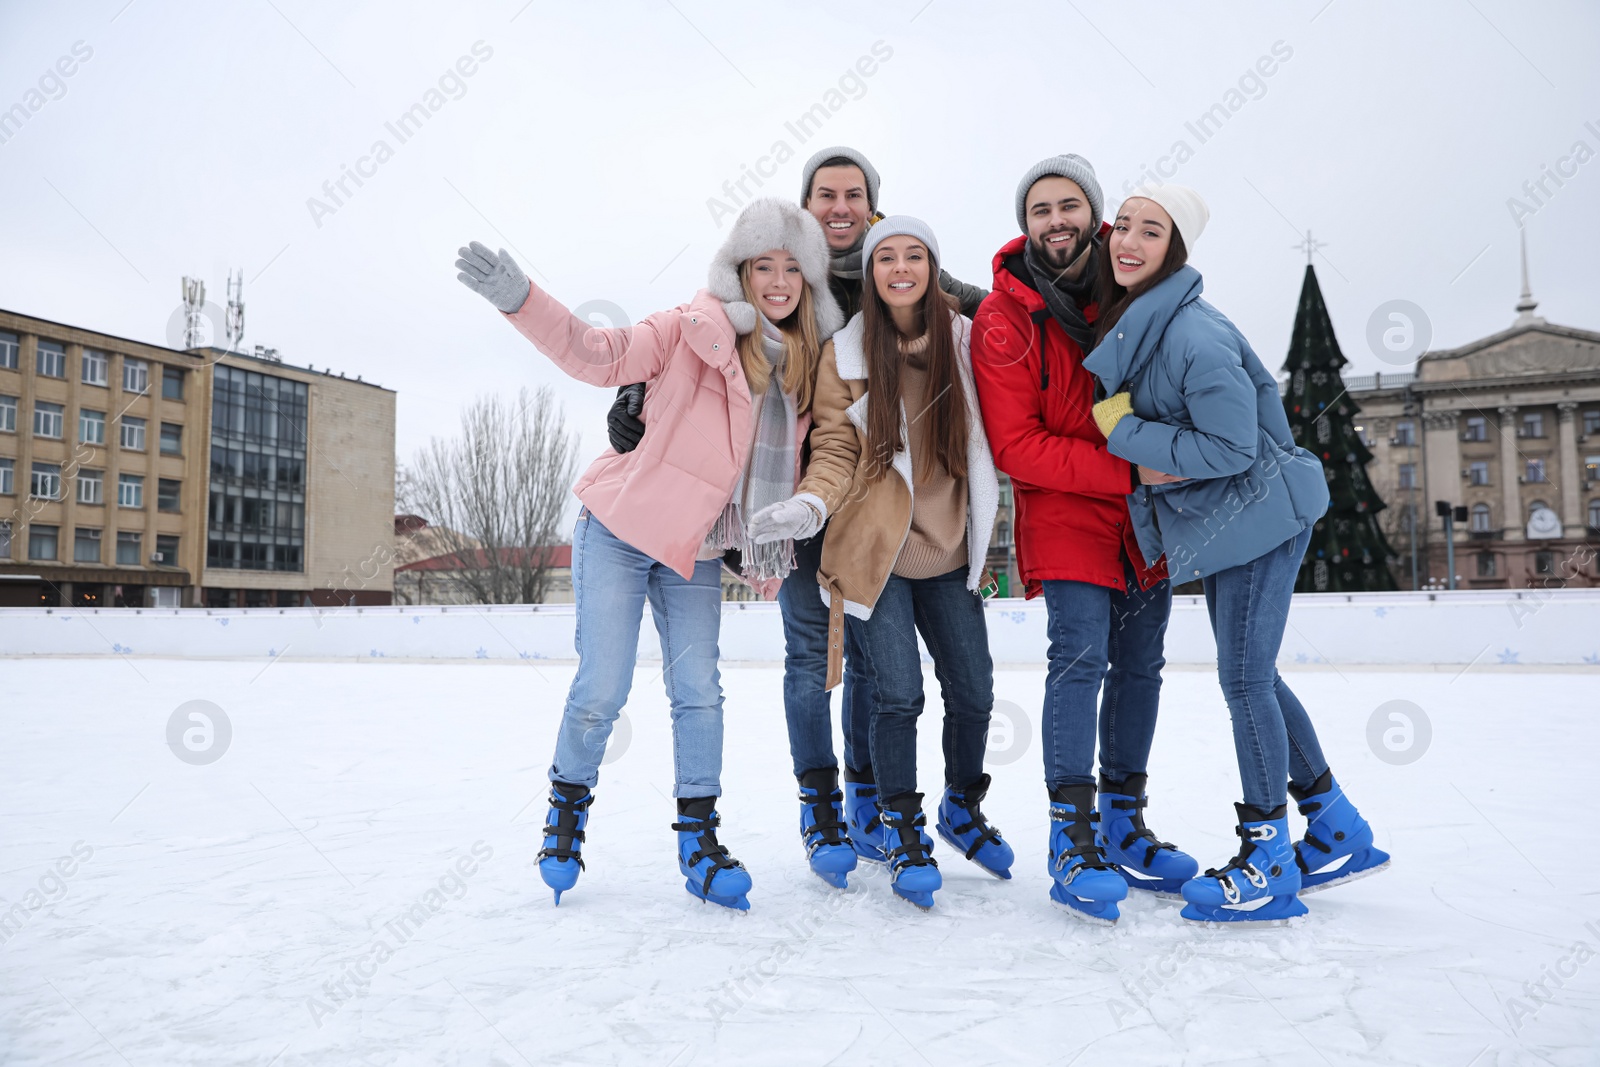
[1,589,1597,667]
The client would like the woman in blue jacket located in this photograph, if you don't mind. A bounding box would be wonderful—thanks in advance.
[1083,184,1389,924]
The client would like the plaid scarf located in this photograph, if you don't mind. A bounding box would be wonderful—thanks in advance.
[704,316,799,581]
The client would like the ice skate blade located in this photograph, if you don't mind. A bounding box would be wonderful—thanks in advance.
[551,889,563,906]
[1299,854,1391,896]
[1050,896,1118,927]
[683,878,751,912]
[811,869,849,890]
[892,887,935,911]
[936,827,1013,880]
[1180,895,1308,926]
[1049,883,1120,925]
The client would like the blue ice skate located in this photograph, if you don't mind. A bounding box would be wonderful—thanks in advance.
[880,792,941,910]
[537,781,593,905]
[843,774,889,865]
[673,796,752,912]
[1180,803,1308,925]
[936,773,1014,879]
[797,767,857,889]
[1098,773,1199,897]
[1290,770,1391,894]
[1047,785,1128,925]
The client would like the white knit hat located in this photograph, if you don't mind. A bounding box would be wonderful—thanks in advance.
[706,198,845,339]
[1123,183,1210,248]
[860,214,940,265]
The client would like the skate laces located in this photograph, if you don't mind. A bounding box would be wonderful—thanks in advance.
[880,808,935,869]
[1108,795,1177,867]
[1049,805,1114,876]
[671,810,745,896]
[537,787,593,869]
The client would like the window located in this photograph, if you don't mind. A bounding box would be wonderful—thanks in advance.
[1464,416,1487,442]
[1534,550,1555,576]
[29,524,58,561]
[116,530,141,566]
[77,469,103,505]
[0,457,11,494]
[36,341,65,378]
[1525,458,1547,484]
[1393,421,1415,446]
[74,527,101,563]
[1471,503,1492,533]
[158,478,181,512]
[0,394,14,432]
[1590,499,1600,530]
[1586,455,1599,484]
[118,473,143,508]
[0,330,17,370]
[123,358,149,393]
[33,400,64,438]
[0,521,10,556]
[82,349,108,386]
[162,366,185,400]
[120,415,146,450]
[155,534,179,565]
[159,422,183,455]
[1585,411,1600,436]
[80,408,105,445]
[1522,412,1545,439]
[208,364,309,572]
[1476,552,1496,578]
[30,462,61,500]
[1398,463,1416,490]
[1469,462,1490,486]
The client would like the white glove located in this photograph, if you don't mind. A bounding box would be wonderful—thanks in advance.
[748,493,827,544]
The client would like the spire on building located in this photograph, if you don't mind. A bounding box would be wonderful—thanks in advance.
[1513,227,1545,328]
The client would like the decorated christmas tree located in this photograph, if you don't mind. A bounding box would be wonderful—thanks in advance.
[1281,261,1399,592]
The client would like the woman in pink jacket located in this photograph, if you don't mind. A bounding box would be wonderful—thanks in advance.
[455,199,843,911]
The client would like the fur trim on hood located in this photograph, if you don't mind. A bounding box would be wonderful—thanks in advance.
[707,198,845,340]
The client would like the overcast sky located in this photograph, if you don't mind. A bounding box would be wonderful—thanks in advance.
[2,0,1597,469]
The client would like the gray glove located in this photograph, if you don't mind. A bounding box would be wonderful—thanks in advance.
[748,493,827,544]
[455,240,530,314]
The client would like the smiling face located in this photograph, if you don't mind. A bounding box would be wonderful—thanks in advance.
[1025,175,1095,272]
[870,235,931,312]
[1108,197,1174,290]
[746,248,804,322]
[805,164,872,252]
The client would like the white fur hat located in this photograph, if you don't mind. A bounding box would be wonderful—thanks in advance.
[1124,183,1210,248]
[707,198,845,340]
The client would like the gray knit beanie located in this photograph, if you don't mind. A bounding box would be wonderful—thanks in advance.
[800,146,881,211]
[1015,153,1103,232]
[860,215,940,266]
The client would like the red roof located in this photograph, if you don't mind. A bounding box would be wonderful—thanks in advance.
[397,546,572,572]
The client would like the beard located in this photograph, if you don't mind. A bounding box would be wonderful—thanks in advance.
[1029,227,1087,275]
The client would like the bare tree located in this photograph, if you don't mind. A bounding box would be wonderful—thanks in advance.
[408,386,579,604]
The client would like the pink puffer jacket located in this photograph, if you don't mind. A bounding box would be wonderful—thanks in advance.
[502,282,809,585]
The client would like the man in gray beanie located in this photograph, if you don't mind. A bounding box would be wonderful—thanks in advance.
[968,152,1197,924]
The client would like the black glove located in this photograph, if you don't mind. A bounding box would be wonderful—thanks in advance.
[607,383,647,453]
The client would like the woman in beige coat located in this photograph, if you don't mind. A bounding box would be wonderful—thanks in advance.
[750,216,1011,910]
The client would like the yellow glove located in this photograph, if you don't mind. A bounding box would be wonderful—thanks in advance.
[1093,392,1134,439]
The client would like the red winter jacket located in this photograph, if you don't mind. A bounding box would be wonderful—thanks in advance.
[971,231,1168,597]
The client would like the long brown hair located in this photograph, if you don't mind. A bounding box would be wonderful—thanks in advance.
[736,260,822,414]
[1092,222,1189,347]
[859,252,967,483]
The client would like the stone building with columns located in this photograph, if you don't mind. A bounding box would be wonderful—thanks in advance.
[1345,261,1600,589]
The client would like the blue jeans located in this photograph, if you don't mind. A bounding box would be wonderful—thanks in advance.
[777,528,872,777]
[549,511,726,798]
[1040,560,1171,790]
[1202,527,1330,811]
[851,567,994,802]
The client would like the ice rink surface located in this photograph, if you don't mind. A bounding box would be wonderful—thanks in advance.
[2,657,1597,1066]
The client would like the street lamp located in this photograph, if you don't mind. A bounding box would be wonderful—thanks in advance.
[1434,500,1468,590]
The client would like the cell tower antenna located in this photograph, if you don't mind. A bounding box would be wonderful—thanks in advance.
[226,269,246,352]
[181,276,206,349]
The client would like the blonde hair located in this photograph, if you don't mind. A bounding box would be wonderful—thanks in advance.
[736,260,822,415]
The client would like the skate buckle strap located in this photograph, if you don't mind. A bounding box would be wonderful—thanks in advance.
[946,792,1004,860]
[800,787,850,853]
[1049,805,1114,874]
[538,789,593,869]
[1301,830,1332,855]
[1201,823,1274,897]
[1109,795,1177,867]
[881,809,935,869]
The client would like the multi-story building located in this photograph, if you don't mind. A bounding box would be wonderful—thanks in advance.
[0,309,396,607]
[1345,262,1600,589]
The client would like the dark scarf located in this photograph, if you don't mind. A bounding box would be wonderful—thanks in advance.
[1024,235,1100,352]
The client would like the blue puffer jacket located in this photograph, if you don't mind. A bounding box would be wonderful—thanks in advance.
[1081,265,1329,582]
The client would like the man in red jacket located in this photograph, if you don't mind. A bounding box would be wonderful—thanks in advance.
[971,154,1197,925]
